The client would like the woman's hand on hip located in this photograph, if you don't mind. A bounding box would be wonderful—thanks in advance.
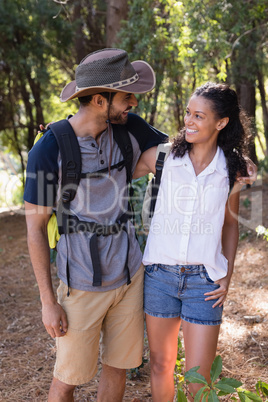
[204,276,230,308]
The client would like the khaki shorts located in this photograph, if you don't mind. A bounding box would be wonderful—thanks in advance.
[53,265,144,385]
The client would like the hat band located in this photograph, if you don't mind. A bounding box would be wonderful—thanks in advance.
[75,73,139,93]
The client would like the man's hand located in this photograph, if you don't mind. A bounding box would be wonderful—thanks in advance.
[237,158,257,185]
[39,122,55,132]
[42,301,68,338]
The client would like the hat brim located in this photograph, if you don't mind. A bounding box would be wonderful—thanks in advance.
[60,60,156,102]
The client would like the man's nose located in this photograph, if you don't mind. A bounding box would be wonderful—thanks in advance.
[129,94,138,107]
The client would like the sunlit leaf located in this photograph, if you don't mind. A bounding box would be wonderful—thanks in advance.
[210,355,222,383]
[256,381,268,397]
[177,389,187,402]
[238,392,252,402]
[185,366,207,384]
[215,383,236,393]
[217,377,242,388]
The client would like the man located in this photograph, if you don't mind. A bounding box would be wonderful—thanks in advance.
[24,48,167,401]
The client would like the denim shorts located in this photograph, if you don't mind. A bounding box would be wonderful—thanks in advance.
[144,264,223,325]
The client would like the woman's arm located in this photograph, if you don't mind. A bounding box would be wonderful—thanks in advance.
[221,182,242,274]
[204,182,242,308]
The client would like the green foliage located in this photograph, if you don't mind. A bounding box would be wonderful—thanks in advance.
[0,167,24,208]
[256,381,268,399]
[0,0,75,185]
[118,0,268,143]
[128,356,148,379]
[119,0,194,129]
[258,157,268,173]
[184,366,208,385]
[175,337,185,372]
[210,354,223,384]
[243,197,251,208]
[239,230,252,241]
[11,182,24,205]
[50,249,57,264]
[0,0,267,192]
[176,355,266,401]
[131,175,149,252]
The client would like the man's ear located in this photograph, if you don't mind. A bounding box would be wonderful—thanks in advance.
[217,117,229,131]
[92,94,106,107]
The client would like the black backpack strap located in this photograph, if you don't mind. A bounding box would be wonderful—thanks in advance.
[112,124,133,184]
[150,151,166,218]
[49,120,82,296]
[80,160,125,178]
[50,120,82,204]
[89,234,102,287]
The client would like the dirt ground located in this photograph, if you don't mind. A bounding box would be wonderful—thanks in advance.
[0,177,267,401]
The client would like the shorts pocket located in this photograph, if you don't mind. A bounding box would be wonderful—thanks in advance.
[144,264,157,277]
[201,269,219,287]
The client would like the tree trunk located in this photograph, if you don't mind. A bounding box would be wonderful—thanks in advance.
[231,30,258,165]
[14,126,26,187]
[149,84,160,127]
[72,0,85,64]
[106,0,128,47]
[236,81,258,165]
[27,74,44,146]
[19,79,35,151]
[7,79,26,186]
[257,69,268,156]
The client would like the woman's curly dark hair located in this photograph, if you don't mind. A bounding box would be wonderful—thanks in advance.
[172,82,252,189]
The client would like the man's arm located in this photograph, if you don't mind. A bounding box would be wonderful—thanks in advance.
[25,201,68,338]
[126,113,168,152]
[133,146,158,179]
[237,158,257,185]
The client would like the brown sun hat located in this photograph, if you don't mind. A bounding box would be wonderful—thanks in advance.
[60,48,156,102]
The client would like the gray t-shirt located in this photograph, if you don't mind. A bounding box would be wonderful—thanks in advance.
[56,128,142,291]
[24,113,168,292]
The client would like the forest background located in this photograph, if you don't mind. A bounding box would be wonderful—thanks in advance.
[0,0,268,204]
[0,1,268,400]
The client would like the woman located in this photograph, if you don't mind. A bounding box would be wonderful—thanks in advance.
[134,82,254,400]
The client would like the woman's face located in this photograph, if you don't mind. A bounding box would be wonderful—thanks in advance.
[184,95,225,146]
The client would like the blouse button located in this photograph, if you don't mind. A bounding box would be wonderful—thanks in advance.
[91,143,96,147]
[100,160,105,165]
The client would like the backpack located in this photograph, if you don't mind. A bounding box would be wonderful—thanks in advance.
[34,119,134,290]
[142,142,172,233]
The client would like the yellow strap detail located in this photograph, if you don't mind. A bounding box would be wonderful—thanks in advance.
[47,212,60,250]
[33,132,44,145]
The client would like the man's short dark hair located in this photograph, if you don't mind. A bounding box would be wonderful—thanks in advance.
[78,92,117,105]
